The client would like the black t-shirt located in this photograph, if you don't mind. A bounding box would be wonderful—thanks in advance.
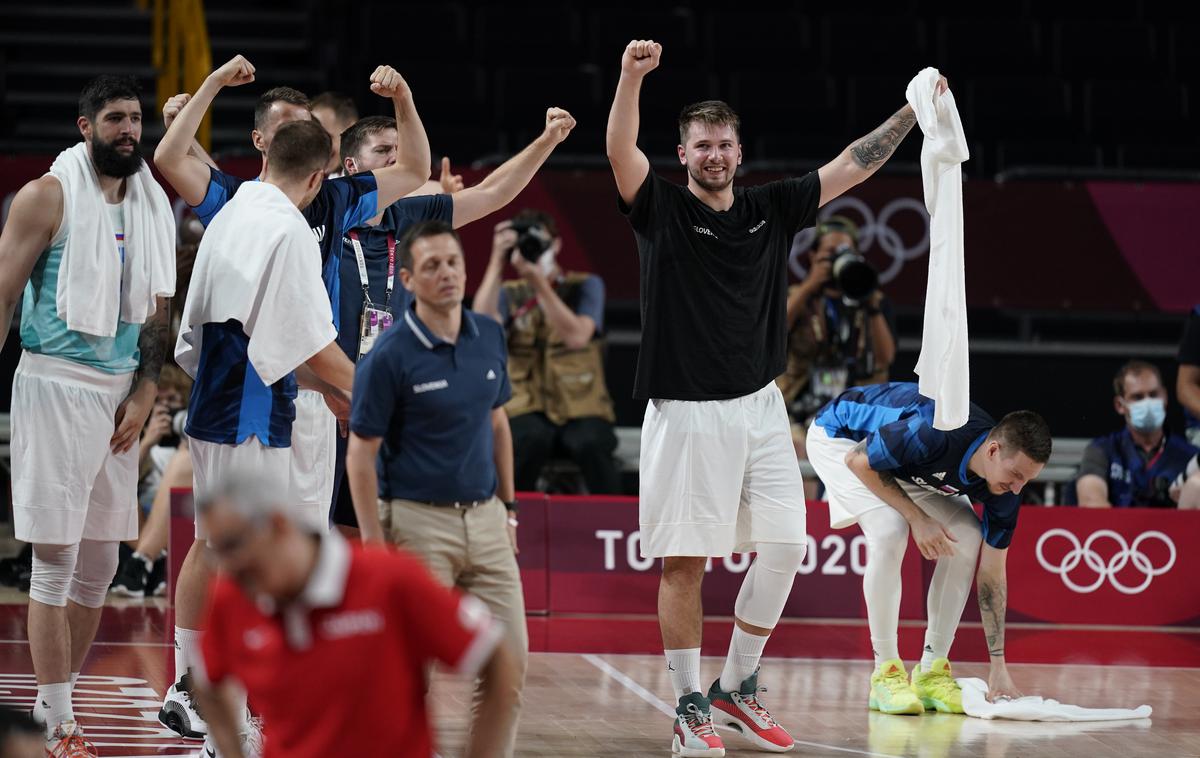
[619,171,821,400]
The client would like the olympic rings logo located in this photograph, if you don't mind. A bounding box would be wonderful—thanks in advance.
[788,196,930,284]
[1034,529,1177,595]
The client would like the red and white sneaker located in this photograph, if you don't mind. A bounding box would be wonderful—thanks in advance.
[45,720,98,757]
[672,692,725,757]
[708,669,795,752]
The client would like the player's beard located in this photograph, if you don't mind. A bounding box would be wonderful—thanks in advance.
[91,133,145,178]
[688,162,734,193]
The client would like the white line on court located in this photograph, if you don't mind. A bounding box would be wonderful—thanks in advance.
[581,653,896,758]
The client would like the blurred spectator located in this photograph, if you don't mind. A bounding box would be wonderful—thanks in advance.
[111,363,193,598]
[192,472,518,758]
[777,216,896,497]
[310,91,359,176]
[1176,304,1200,446]
[1076,361,1199,508]
[0,706,44,758]
[475,209,620,494]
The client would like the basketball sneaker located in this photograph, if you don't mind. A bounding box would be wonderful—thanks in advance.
[868,660,924,715]
[910,658,964,713]
[159,672,208,739]
[45,720,97,757]
[110,551,152,598]
[708,669,794,752]
[672,692,725,757]
[148,552,168,597]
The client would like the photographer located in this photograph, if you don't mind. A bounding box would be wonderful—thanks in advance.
[777,216,897,492]
[475,209,621,494]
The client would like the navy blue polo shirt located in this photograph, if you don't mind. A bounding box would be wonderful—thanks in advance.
[349,302,512,502]
[337,194,454,359]
[815,382,1020,549]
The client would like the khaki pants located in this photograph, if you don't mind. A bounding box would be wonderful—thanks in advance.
[381,497,527,757]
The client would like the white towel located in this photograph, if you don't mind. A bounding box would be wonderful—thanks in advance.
[175,181,336,387]
[907,68,970,431]
[958,677,1152,722]
[48,142,176,337]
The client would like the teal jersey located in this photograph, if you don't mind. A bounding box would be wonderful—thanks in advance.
[20,203,140,373]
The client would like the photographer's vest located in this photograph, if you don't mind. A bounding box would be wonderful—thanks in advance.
[777,289,887,407]
[501,274,616,425]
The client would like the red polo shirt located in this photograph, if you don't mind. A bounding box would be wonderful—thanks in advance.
[199,533,502,758]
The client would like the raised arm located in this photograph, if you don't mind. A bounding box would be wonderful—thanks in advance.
[605,40,660,205]
[162,93,219,171]
[0,176,61,349]
[845,439,957,559]
[367,66,432,207]
[817,75,947,207]
[473,223,514,324]
[1178,365,1200,423]
[977,544,1021,701]
[452,108,576,228]
[153,55,256,205]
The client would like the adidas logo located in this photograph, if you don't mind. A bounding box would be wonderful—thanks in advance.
[311,224,326,243]
[932,472,946,481]
[486,369,497,380]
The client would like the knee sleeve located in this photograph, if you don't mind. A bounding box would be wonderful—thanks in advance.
[68,540,119,609]
[733,541,808,629]
[30,543,80,607]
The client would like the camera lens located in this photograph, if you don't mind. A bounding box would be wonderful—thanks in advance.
[831,244,878,300]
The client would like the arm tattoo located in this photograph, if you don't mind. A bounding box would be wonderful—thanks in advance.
[850,106,917,171]
[977,578,1008,658]
[135,300,169,386]
[877,469,907,497]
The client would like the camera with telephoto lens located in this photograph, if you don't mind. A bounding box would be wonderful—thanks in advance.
[830,243,879,302]
[508,218,553,263]
[159,408,188,449]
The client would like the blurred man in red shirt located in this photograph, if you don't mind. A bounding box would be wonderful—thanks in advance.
[191,472,518,758]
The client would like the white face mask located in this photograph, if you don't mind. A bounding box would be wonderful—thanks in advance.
[1127,397,1166,432]
[537,249,556,278]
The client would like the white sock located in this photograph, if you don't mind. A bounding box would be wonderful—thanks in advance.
[174,627,203,685]
[719,627,768,692]
[871,637,901,668]
[921,631,952,670]
[38,681,72,730]
[665,648,702,702]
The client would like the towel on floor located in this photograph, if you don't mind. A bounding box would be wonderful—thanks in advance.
[907,68,970,431]
[175,181,336,386]
[48,142,175,337]
[958,677,1152,721]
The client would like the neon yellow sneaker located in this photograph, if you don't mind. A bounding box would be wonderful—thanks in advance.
[910,658,964,714]
[868,660,925,715]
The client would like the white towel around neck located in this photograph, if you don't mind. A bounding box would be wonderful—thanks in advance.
[958,677,1152,722]
[174,181,336,387]
[48,142,176,337]
[907,67,970,430]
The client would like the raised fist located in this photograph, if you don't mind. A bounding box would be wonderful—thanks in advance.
[621,40,662,77]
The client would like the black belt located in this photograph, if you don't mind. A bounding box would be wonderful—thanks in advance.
[415,499,489,510]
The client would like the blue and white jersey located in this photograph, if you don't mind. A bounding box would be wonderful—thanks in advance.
[191,166,380,330]
[815,382,1020,548]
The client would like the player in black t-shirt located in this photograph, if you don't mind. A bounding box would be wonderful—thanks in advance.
[606,39,945,755]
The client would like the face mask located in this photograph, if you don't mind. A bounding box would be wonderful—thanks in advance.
[1128,397,1166,432]
[537,249,556,278]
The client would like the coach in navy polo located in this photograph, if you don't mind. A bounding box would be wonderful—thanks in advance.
[345,219,525,756]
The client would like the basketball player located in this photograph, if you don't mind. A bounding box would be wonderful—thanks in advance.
[806,383,1050,713]
[606,39,945,756]
[152,54,431,742]
[0,75,175,756]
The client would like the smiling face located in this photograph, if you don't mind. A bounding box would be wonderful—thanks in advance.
[678,121,742,193]
[975,438,1045,496]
